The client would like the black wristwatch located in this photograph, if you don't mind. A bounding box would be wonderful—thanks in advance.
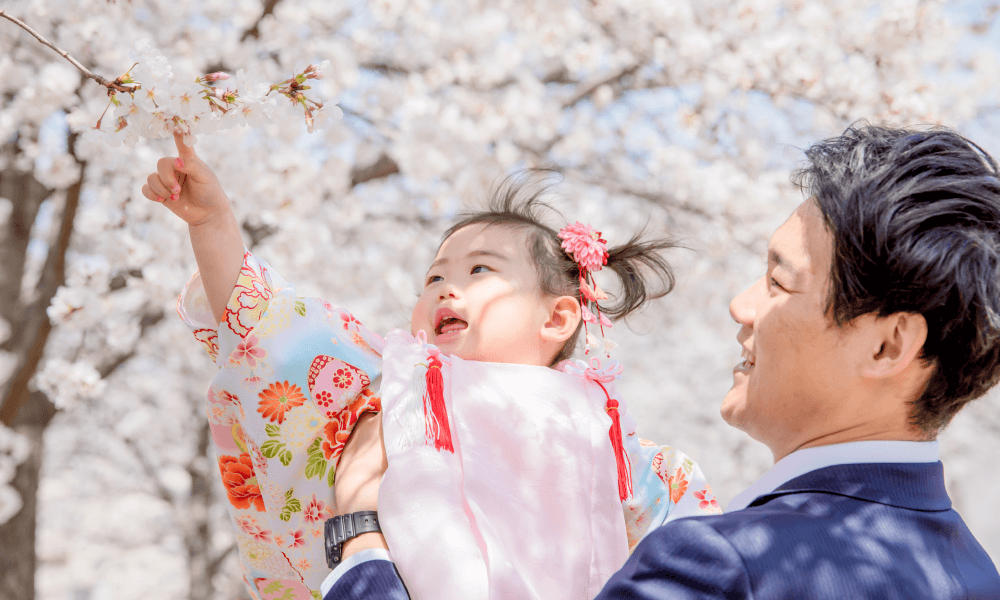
[324,511,381,568]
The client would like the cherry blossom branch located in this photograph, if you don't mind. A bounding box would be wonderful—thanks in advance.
[0,9,140,94]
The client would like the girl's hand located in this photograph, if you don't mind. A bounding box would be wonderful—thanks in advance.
[141,133,230,226]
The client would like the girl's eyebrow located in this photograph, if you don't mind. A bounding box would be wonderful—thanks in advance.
[427,249,508,271]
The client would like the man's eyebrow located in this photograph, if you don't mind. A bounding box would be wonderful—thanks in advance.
[427,249,508,271]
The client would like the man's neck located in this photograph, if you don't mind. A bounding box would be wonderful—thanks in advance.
[772,425,929,463]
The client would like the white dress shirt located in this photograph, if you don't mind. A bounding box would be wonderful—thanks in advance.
[726,440,940,511]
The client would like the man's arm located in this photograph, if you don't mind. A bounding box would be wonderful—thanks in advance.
[323,413,410,599]
[596,517,752,599]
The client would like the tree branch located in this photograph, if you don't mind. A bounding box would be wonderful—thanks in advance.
[0,10,138,94]
[240,0,283,42]
[562,62,641,109]
[350,152,400,187]
[96,311,165,379]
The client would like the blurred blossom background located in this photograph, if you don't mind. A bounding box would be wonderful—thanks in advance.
[1,0,999,597]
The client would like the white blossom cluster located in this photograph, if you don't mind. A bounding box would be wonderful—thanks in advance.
[2,0,1000,596]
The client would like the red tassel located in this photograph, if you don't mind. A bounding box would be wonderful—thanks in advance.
[423,354,454,453]
[600,389,632,502]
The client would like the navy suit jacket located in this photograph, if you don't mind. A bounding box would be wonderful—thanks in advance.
[325,462,1000,599]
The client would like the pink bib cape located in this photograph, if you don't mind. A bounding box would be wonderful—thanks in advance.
[178,250,720,600]
[379,330,628,599]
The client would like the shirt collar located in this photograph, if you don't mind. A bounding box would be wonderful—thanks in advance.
[726,440,940,512]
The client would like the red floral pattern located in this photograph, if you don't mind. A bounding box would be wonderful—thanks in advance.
[219,453,266,511]
[321,389,381,463]
[224,255,273,338]
[694,487,719,511]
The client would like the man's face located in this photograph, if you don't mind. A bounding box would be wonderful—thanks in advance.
[721,201,869,459]
[410,223,553,364]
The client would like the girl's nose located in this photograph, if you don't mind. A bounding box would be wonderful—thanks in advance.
[439,286,458,301]
[729,278,760,326]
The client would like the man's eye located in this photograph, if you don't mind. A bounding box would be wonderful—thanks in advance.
[471,265,491,274]
[769,276,785,291]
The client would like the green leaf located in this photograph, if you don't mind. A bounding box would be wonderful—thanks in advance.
[285,488,295,501]
[279,449,293,466]
[262,580,284,593]
[265,423,281,437]
[279,508,292,522]
[294,301,307,317]
[305,455,327,480]
[327,463,337,487]
[260,439,285,459]
[285,498,301,513]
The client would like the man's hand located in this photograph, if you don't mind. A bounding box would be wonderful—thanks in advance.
[335,412,390,559]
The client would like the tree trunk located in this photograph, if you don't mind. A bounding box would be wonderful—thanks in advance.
[0,393,55,599]
[0,135,81,599]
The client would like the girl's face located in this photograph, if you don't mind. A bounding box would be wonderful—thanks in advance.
[411,224,556,365]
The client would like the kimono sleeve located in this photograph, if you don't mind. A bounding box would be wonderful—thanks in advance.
[176,250,386,596]
[622,438,722,552]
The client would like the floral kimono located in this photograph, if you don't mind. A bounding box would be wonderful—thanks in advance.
[178,250,720,600]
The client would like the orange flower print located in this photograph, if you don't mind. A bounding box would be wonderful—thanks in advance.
[694,487,720,511]
[321,420,351,461]
[230,334,266,367]
[219,453,266,511]
[257,381,306,424]
[667,467,689,504]
[303,494,331,523]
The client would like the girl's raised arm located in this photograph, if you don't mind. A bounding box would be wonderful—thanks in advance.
[141,133,244,322]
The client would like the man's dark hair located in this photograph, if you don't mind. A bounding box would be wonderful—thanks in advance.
[443,171,676,364]
[794,123,1000,434]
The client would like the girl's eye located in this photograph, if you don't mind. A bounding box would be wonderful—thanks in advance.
[426,274,443,286]
[769,276,785,291]
[471,264,491,274]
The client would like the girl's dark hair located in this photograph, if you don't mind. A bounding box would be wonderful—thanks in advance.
[794,123,1000,434]
[442,171,677,364]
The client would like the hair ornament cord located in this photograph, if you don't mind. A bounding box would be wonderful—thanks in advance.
[558,221,632,500]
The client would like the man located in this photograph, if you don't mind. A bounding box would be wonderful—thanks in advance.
[323,124,1000,599]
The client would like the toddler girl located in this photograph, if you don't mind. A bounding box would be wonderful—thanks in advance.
[144,135,719,600]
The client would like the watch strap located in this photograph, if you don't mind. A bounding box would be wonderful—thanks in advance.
[325,510,381,567]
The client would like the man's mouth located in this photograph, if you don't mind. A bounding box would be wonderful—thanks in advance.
[434,309,468,335]
[738,347,755,370]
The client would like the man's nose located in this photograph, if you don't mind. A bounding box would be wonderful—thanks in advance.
[729,278,760,326]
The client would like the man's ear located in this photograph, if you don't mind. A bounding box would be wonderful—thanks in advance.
[862,312,929,379]
[541,295,582,344]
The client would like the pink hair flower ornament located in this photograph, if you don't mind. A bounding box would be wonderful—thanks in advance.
[558,222,609,273]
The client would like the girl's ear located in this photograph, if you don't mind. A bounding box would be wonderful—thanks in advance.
[540,295,582,345]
